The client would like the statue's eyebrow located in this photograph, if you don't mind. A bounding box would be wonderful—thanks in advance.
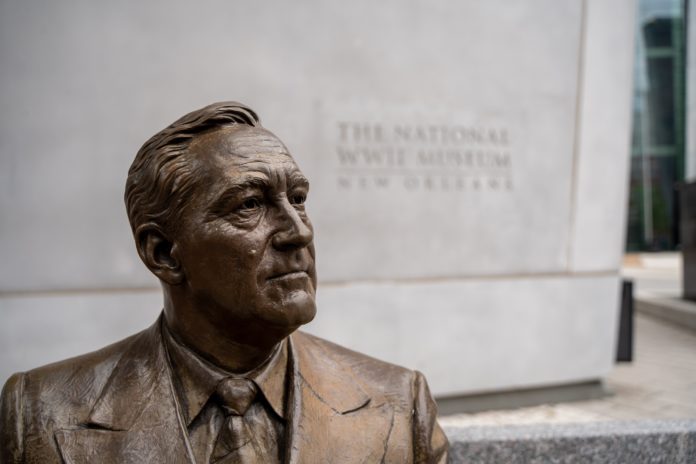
[287,172,309,190]
[205,177,268,220]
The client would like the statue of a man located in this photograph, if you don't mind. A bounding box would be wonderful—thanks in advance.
[0,102,448,463]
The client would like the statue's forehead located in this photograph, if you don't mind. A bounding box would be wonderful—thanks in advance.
[189,126,301,191]
[190,125,290,161]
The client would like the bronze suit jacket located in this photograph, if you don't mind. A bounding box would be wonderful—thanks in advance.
[0,318,448,463]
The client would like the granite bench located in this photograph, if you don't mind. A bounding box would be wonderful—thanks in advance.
[445,419,696,463]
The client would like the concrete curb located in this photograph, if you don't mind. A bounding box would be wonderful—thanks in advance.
[636,296,696,331]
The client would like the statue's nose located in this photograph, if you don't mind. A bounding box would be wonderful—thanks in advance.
[271,200,313,250]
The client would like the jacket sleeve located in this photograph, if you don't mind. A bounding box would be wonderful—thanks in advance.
[412,371,448,464]
[0,372,25,464]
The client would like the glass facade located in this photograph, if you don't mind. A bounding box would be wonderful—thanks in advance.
[627,0,688,251]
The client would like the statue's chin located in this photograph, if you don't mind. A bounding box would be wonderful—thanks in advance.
[278,290,317,328]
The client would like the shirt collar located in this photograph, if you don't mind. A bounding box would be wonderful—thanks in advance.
[162,322,288,425]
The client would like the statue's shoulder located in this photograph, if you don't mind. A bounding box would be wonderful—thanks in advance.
[2,325,152,417]
[0,324,161,461]
[292,331,420,395]
[22,328,145,385]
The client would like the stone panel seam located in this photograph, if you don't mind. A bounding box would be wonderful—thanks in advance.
[566,0,588,272]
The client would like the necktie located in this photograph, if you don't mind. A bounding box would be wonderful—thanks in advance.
[211,378,259,463]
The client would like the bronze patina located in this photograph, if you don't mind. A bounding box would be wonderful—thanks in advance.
[0,102,448,463]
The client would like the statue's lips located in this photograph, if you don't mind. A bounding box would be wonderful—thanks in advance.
[266,270,309,281]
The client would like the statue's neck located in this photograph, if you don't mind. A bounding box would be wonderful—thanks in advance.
[161,288,291,374]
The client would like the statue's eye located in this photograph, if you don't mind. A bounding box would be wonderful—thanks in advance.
[290,193,306,205]
[240,198,261,210]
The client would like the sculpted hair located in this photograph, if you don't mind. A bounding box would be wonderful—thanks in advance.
[125,101,260,235]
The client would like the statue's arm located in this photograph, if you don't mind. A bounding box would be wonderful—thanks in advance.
[0,373,25,464]
[412,371,448,464]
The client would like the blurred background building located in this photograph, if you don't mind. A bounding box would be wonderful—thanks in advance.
[627,0,693,251]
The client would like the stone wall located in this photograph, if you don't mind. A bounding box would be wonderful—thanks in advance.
[0,0,636,396]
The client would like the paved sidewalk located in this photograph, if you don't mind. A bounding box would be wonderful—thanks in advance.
[623,252,696,331]
[621,252,683,299]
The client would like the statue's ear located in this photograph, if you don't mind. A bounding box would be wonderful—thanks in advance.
[135,223,184,285]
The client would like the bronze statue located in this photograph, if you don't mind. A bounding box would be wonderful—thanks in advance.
[0,102,448,463]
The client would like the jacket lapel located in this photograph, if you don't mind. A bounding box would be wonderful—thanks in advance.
[53,324,395,463]
[54,319,194,464]
[285,332,394,464]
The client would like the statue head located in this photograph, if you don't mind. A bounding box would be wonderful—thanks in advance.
[125,102,317,363]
